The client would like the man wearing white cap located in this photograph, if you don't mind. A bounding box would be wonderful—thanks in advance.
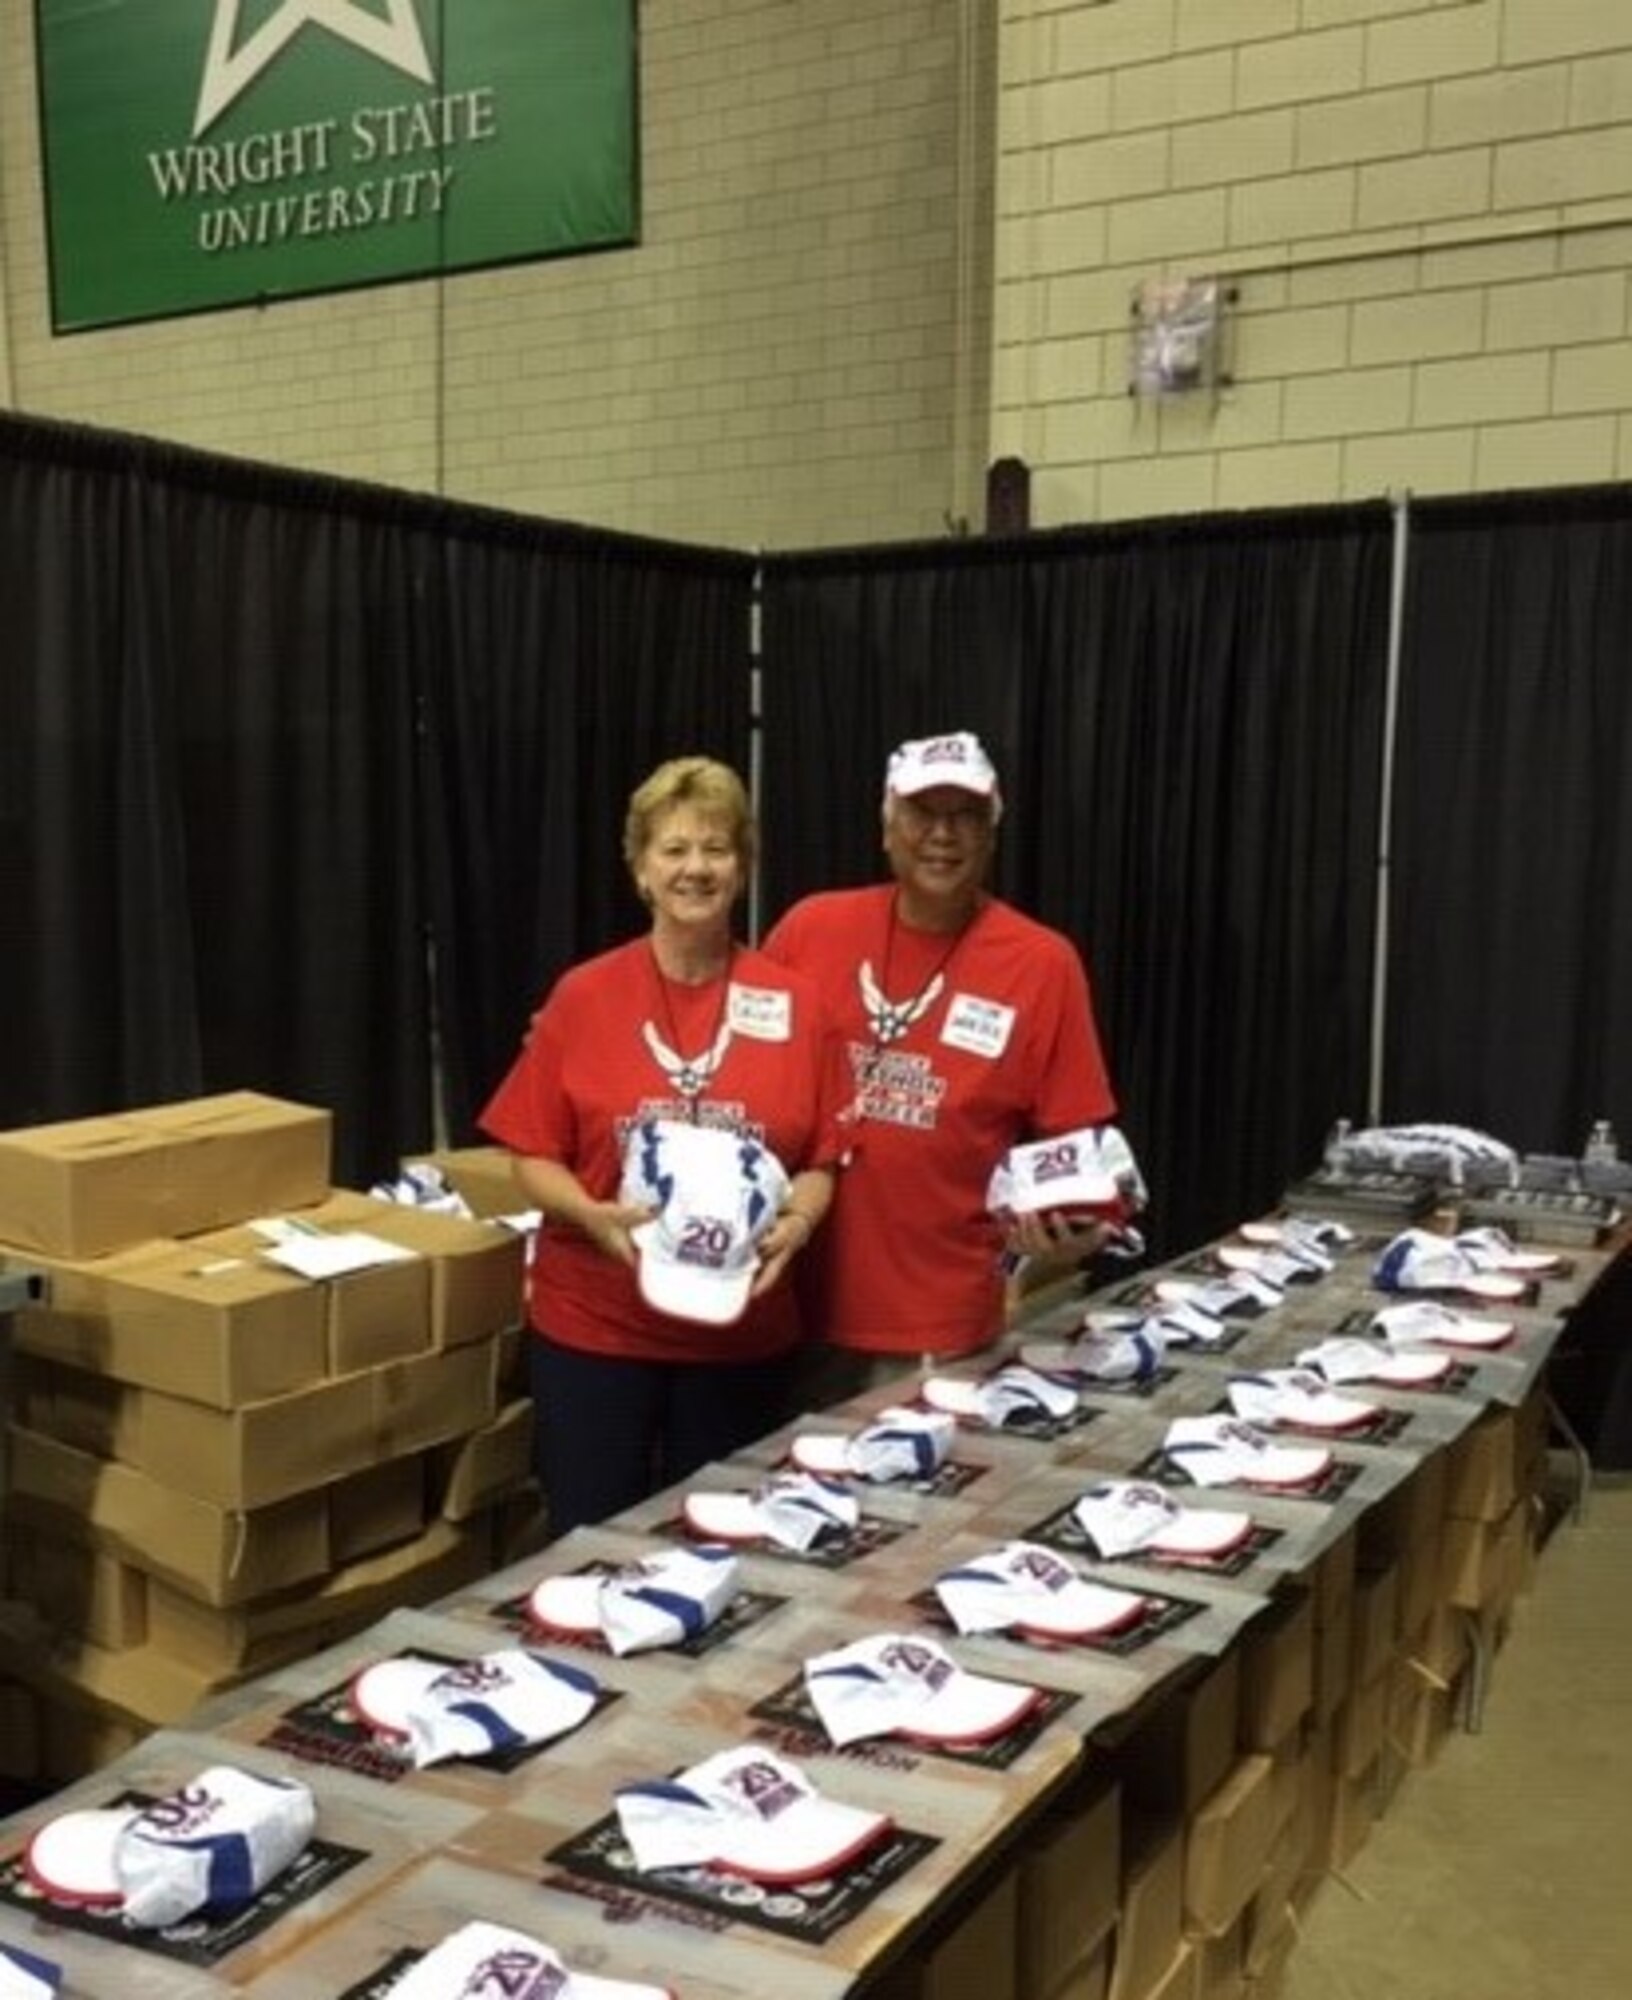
[764,730,1118,1395]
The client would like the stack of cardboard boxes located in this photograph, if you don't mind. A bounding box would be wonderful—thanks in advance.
[0,1094,533,1785]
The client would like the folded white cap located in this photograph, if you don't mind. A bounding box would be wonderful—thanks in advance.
[1070,1479,1252,1562]
[1451,1226,1558,1274]
[530,1548,741,1655]
[986,1125,1148,1226]
[790,1405,956,1482]
[804,1633,1041,1748]
[1369,1298,1514,1350]
[921,1364,1078,1429]
[934,1541,1149,1640]
[620,1118,791,1326]
[113,1765,316,1930]
[387,1921,670,2000]
[1227,1368,1379,1433]
[1372,1228,1527,1300]
[1296,1335,1452,1386]
[1021,1316,1166,1385]
[1163,1415,1332,1490]
[682,1472,860,1551]
[615,1746,892,1882]
[350,1650,600,1768]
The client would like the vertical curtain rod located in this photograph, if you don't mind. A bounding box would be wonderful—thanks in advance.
[747,553,765,944]
[1368,489,1411,1123]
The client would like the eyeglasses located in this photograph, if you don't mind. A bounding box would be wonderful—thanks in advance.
[895,797,993,836]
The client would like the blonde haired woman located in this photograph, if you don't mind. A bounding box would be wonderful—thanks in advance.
[483,757,847,1536]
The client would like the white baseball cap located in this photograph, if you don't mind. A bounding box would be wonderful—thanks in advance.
[790,1405,957,1481]
[620,1118,791,1327]
[615,1746,893,1883]
[1070,1479,1252,1563]
[388,1922,670,2000]
[804,1633,1042,1748]
[884,730,1003,817]
[349,1650,600,1768]
[1369,1298,1514,1350]
[987,1124,1147,1226]
[1372,1228,1528,1301]
[1227,1368,1380,1434]
[1020,1314,1166,1385]
[527,1547,741,1656]
[1163,1415,1332,1490]
[934,1540,1150,1640]
[112,1765,315,1930]
[682,1472,860,1551]
[1295,1334,1452,1387]
[921,1364,1078,1429]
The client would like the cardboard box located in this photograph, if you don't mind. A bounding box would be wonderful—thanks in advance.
[406,1145,528,1219]
[0,1090,329,1258]
[6,1424,330,1605]
[918,1862,1017,2000]
[1440,1502,1528,1612]
[1184,1753,1277,1937]
[1109,1814,1185,2000]
[0,1678,41,1782]
[145,1516,492,1679]
[328,1454,427,1565]
[105,1340,495,1511]
[1331,1668,1388,1780]
[431,1395,533,1521]
[18,1242,329,1407]
[1237,1589,1313,1751]
[1111,1649,1242,1819]
[1444,1408,1519,1521]
[1017,1770,1121,1995]
[7,1526,148,1650]
[349,1203,526,1348]
[39,1697,147,1785]
[1349,1563,1398,1683]
[1040,1936,1112,2000]
[195,1198,432,1375]
[1311,1589,1353,1723]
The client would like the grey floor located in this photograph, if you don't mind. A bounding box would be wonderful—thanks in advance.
[1282,1479,1632,2000]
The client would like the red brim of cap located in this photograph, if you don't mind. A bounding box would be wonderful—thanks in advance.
[1368,1350,1453,1384]
[24,1807,135,1908]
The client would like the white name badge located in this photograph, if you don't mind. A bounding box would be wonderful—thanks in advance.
[941,992,1015,1059]
[728,982,792,1041]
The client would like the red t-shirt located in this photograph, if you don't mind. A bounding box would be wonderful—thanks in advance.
[762,885,1117,1356]
[480,938,850,1362]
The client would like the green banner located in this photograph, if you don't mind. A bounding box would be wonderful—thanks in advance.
[35,1,639,332]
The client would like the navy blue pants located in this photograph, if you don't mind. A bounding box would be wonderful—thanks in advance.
[529,1335,796,1539]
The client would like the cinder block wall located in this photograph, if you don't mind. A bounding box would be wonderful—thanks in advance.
[994,0,1632,523]
[0,0,993,552]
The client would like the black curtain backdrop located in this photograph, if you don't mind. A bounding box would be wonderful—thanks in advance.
[0,414,751,1186]
[5,401,1628,1239]
[1386,487,1632,1154]
[0,428,200,1122]
[419,530,753,1138]
[760,509,1395,1254]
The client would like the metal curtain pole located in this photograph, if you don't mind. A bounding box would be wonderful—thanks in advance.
[746,555,765,945]
[1368,489,1412,1124]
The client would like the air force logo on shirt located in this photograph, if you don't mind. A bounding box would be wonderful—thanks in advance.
[941,992,1015,1059]
[728,983,793,1041]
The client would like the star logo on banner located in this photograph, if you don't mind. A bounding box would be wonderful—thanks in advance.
[194,0,435,137]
